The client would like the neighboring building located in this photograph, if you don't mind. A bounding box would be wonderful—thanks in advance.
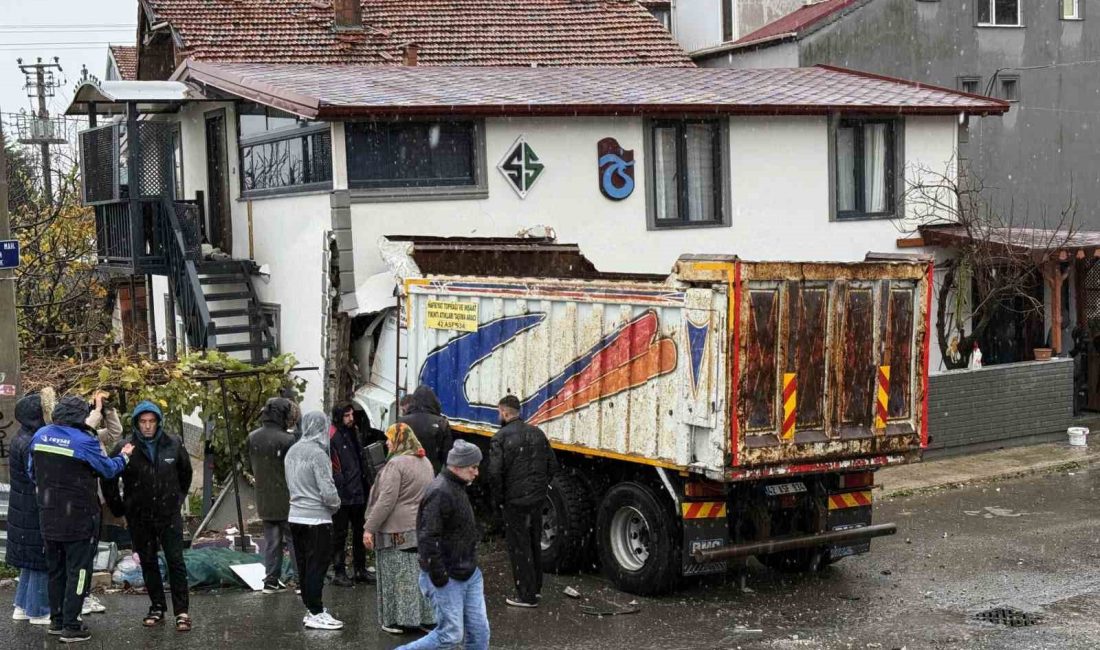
[677,0,1099,235]
[106,45,137,81]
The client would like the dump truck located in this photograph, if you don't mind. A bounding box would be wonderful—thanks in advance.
[360,238,931,595]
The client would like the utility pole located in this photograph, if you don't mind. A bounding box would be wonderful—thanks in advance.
[17,57,66,203]
[0,122,20,484]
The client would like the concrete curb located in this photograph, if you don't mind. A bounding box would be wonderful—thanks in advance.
[879,446,1100,498]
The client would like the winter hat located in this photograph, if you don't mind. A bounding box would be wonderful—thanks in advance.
[447,439,483,468]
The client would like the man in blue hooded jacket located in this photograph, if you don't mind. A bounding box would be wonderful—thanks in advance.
[28,395,134,643]
[102,400,193,632]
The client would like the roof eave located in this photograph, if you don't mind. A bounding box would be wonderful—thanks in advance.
[175,58,322,118]
[315,103,1005,119]
[691,32,799,60]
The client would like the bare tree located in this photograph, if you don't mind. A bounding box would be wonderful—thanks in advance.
[904,164,1079,369]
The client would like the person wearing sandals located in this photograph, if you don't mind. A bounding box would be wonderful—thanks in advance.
[285,411,345,630]
[363,423,435,635]
[8,393,51,626]
[102,401,193,633]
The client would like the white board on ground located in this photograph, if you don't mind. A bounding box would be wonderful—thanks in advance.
[230,563,266,591]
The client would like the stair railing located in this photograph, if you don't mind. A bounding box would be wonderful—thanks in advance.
[157,198,215,350]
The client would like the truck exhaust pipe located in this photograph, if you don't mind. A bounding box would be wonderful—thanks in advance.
[693,523,898,563]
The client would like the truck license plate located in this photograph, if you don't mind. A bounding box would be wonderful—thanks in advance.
[764,482,807,496]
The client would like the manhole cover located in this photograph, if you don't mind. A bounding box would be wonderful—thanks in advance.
[973,607,1042,627]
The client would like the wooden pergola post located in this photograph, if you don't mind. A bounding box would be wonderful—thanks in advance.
[1043,256,1071,354]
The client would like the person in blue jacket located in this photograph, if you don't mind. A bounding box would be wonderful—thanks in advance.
[28,395,133,644]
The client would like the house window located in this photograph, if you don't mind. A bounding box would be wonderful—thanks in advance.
[237,103,332,197]
[1062,0,1081,19]
[648,119,726,228]
[345,120,485,198]
[977,0,1021,26]
[722,0,734,42]
[834,118,899,220]
[260,303,281,354]
[1000,76,1020,101]
[957,76,982,95]
[646,1,672,30]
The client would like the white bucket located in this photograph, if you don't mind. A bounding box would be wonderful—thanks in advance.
[1068,426,1089,447]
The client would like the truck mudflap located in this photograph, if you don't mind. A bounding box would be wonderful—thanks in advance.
[680,501,729,577]
[691,523,897,563]
[826,490,874,560]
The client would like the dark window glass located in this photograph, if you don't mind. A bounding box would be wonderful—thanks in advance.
[979,0,1021,25]
[1001,77,1019,101]
[345,121,477,189]
[835,119,896,220]
[651,120,723,227]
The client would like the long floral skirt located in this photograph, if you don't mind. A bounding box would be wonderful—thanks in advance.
[375,546,435,628]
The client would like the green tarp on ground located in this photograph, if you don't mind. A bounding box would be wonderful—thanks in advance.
[117,547,293,590]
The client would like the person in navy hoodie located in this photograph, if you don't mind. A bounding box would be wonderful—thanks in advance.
[8,393,50,625]
[28,395,133,644]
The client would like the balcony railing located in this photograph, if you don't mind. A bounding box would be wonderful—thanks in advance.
[94,198,201,274]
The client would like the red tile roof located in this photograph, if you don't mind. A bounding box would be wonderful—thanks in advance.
[144,0,692,67]
[734,0,859,47]
[178,60,1009,119]
[109,45,138,80]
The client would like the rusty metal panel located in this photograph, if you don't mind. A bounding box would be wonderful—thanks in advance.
[786,283,828,431]
[887,287,915,419]
[839,286,875,428]
[740,288,779,432]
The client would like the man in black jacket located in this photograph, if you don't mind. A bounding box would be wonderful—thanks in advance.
[329,402,372,586]
[488,394,558,608]
[103,400,193,632]
[247,397,297,594]
[398,385,453,474]
[29,396,133,642]
[400,440,489,650]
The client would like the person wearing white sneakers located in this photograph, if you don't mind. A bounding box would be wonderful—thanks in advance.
[8,394,51,626]
[285,411,344,631]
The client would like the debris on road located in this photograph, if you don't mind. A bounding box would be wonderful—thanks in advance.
[563,586,581,599]
[580,601,641,617]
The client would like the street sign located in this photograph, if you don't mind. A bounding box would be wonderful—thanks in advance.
[0,240,18,269]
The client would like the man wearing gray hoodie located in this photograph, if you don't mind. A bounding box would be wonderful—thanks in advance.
[285,411,343,630]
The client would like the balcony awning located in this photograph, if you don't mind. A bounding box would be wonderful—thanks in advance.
[65,80,206,116]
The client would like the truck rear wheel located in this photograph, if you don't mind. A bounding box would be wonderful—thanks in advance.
[596,482,679,595]
[541,470,596,573]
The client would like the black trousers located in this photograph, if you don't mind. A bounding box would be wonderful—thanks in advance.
[503,503,544,603]
[45,538,97,631]
[291,523,332,616]
[130,516,189,615]
[331,504,366,575]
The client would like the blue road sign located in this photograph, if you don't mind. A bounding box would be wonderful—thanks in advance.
[0,240,19,270]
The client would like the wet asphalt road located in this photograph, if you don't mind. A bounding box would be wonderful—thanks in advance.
[4,465,1100,649]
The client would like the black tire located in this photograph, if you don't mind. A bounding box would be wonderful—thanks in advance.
[596,482,680,595]
[541,471,596,573]
[758,548,828,573]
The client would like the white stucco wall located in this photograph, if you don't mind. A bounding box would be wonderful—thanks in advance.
[698,41,800,68]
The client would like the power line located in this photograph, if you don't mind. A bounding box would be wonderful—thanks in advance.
[3,23,136,29]
[0,28,135,33]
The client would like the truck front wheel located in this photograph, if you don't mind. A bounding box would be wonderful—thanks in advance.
[596,482,679,595]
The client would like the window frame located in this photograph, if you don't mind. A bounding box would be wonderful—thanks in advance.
[977,0,1023,27]
[1061,0,1083,20]
[344,118,488,203]
[828,115,905,222]
[644,117,731,231]
[236,104,333,199]
[957,75,983,95]
[999,74,1020,102]
[260,302,281,354]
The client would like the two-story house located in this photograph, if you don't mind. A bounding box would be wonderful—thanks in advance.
[69,0,1005,414]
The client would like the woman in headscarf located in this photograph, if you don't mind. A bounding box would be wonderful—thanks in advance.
[363,422,435,635]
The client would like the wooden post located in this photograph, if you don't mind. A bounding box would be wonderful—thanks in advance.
[1044,260,1071,354]
[126,102,143,267]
